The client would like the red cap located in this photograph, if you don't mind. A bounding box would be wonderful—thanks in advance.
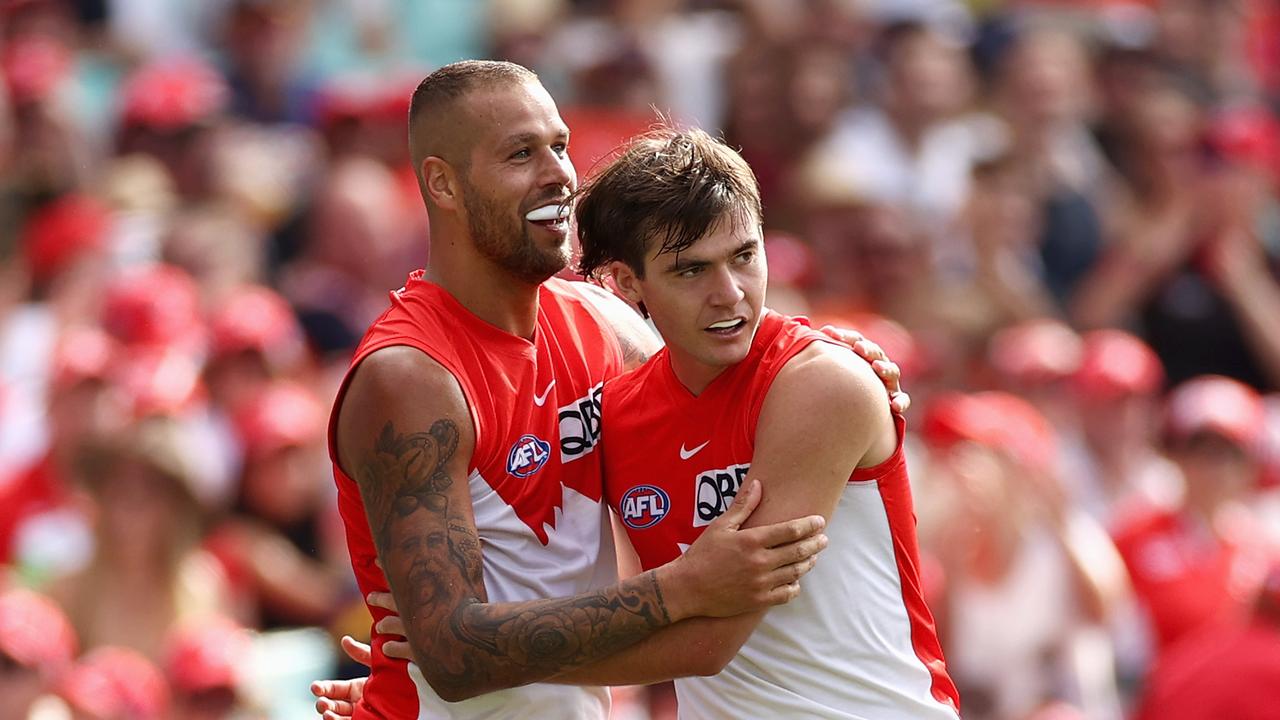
[209,285,304,367]
[164,616,251,694]
[22,194,112,284]
[2,36,70,104]
[1073,329,1164,400]
[987,319,1083,387]
[110,346,206,418]
[101,263,205,350]
[1164,375,1265,451]
[0,587,77,674]
[58,646,170,720]
[234,380,327,459]
[120,58,228,130]
[921,391,1058,472]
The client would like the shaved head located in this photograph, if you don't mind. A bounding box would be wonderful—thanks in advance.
[408,60,539,181]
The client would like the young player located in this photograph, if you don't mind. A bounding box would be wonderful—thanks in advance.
[567,127,961,718]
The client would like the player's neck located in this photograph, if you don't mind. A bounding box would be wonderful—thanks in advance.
[426,252,542,340]
[667,350,731,397]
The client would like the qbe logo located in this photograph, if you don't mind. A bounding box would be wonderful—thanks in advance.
[619,485,670,530]
[507,434,552,477]
[693,463,751,528]
[559,382,603,464]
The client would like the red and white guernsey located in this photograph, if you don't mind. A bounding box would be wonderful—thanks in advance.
[602,311,960,720]
[329,271,624,719]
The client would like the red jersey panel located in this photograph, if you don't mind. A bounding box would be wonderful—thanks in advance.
[329,272,623,720]
[602,311,959,719]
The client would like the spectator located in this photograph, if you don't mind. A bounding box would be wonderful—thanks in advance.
[48,418,231,660]
[1111,375,1273,659]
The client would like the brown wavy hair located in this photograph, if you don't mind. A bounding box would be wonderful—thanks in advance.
[574,126,762,280]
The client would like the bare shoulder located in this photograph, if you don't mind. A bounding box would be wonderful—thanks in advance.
[566,281,662,369]
[764,341,896,466]
[334,345,474,476]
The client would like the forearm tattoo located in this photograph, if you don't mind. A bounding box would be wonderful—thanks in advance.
[356,420,672,697]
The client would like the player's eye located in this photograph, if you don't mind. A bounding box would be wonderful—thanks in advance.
[734,250,756,264]
[678,266,703,278]
[510,148,531,160]
[552,142,568,157]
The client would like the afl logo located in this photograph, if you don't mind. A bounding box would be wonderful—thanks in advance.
[507,434,552,477]
[620,485,670,529]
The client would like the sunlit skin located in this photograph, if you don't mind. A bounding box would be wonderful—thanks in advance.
[610,208,767,395]
[422,81,577,293]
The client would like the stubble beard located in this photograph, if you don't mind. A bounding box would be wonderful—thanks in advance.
[462,181,570,285]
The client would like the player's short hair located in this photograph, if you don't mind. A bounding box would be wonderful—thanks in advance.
[575,127,762,280]
[408,60,538,170]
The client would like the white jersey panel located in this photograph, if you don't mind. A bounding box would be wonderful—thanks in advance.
[675,481,958,720]
[403,469,617,720]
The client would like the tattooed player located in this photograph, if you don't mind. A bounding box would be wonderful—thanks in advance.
[326,61,905,719]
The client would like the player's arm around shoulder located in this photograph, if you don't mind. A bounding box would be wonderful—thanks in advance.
[570,280,663,369]
[745,340,898,530]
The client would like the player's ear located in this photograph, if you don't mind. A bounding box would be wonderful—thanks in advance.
[422,157,461,211]
[609,261,643,305]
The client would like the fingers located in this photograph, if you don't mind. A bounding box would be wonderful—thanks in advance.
[311,681,347,702]
[715,479,761,531]
[383,639,413,661]
[315,697,355,718]
[853,338,886,364]
[765,552,820,587]
[763,580,804,606]
[340,636,372,667]
[743,513,825,548]
[764,531,828,568]
[890,391,911,415]
[375,614,406,638]
[819,325,865,347]
[366,591,398,613]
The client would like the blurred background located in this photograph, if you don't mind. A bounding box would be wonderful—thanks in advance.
[0,0,1278,718]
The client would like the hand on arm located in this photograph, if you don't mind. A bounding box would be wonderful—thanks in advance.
[551,342,896,685]
[336,347,828,701]
[814,325,910,414]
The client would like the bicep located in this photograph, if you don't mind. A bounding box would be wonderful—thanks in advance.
[740,345,894,529]
[336,347,488,636]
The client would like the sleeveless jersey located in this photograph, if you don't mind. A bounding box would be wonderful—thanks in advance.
[329,271,624,720]
[602,311,960,720]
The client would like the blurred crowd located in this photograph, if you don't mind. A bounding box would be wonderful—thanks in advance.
[0,0,1278,718]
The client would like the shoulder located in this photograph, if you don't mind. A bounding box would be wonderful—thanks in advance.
[761,341,896,464]
[772,341,888,418]
[560,280,662,369]
[349,345,464,402]
[335,345,473,473]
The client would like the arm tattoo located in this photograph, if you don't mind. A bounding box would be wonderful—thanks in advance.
[356,419,673,698]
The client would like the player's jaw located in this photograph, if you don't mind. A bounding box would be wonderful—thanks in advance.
[637,222,767,393]
[465,181,573,283]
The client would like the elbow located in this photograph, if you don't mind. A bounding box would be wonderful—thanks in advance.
[422,670,485,704]
[685,641,736,677]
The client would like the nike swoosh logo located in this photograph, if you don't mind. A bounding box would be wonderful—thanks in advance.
[679,440,710,460]
[533,379,556,407]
